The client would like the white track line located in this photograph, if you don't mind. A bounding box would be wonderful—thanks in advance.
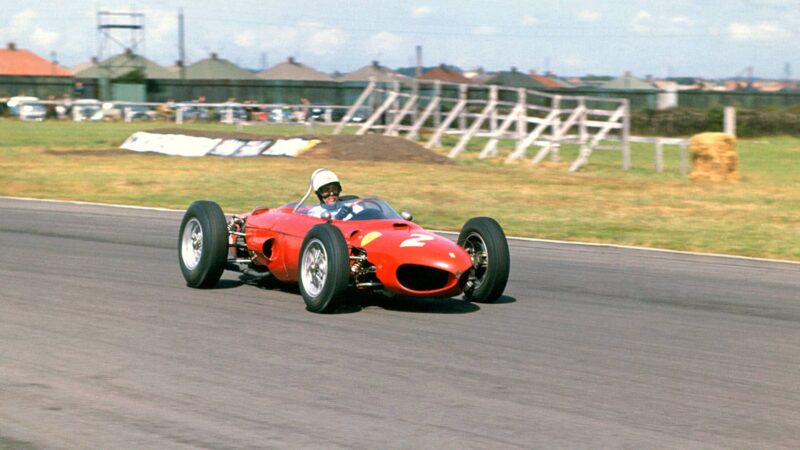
[3,195,798,266]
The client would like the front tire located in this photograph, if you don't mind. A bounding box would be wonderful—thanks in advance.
[458,217,510,303]
[298,224,350,313]
[179,201,229,288]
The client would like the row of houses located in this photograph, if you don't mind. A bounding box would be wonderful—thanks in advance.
[4,42,799,111]
[0,41,668,92]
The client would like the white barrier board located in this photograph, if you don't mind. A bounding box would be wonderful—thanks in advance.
[120,132,317,157]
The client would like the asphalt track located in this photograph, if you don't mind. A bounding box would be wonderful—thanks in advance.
[1,197,799,449]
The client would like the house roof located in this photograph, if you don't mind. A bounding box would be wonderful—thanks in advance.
[529,71,575,89]
[484,69,548,89]
[420,65,471,84]
[339,61,407,82]
[185,53,259,80]
[599,72,657,91]
[0,43,72,76]
[74,52,177,79]
[257,57,334,81]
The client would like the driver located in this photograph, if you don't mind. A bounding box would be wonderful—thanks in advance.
[306,169,361,220]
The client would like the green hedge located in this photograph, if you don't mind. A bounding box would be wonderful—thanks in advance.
[632,107,800,137]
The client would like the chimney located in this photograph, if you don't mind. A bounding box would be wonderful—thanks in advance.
[372,60,380,68]
[211,52,218,60]
[7,42,16,51]
[510,66,517,73]
[124,48,133,56]
[91,56,98,64]
[288,56,296,64]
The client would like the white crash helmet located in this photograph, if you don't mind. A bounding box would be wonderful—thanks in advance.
[312,169,340,192]
[312,168,341,201]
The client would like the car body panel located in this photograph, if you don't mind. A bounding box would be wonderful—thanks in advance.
[240,198,473,297]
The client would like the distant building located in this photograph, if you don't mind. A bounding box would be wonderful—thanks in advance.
[257,57,334,81]
[598,72,657,91]
[74,50,177,79]
[463,67,492,84]
[484,67,549,89]
[420,64,471,84]
[529,71,575,89]
[0,42,71,76]
[185,53,260,80]
[339,61,407,82]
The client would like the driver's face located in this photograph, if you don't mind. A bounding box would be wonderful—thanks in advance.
[319,185,340,204]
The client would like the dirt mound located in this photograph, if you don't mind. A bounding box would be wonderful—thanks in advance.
[147,128,452,164]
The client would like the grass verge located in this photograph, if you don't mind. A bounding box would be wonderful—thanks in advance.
[1,120,798,261]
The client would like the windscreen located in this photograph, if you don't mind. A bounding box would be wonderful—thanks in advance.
[295,197,403,221]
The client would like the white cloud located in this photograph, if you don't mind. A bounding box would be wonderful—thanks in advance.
[259,25,300,51]
[235,30,257,48]
[521,15,539,27]
[631,10,652,33]
[31,28,59,46]
[631,10,698,34]
[474,25,499,35]
[366,31,403,57]
[559,56,586,69]
[412,5,433,16]
[728,21,792,41]
[670,16,694,27]
[144,8,177,41]
[576,10,601,22]
[11,9,36,33]
[307,28,348,56]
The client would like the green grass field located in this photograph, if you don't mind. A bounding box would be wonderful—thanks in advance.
[1,120,798,261]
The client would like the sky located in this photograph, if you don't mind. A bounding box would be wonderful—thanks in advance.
[0,0,799,79]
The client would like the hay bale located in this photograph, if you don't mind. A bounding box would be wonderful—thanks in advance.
[689,132,739,182]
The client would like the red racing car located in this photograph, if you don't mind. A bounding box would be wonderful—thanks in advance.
[178,180,510,313]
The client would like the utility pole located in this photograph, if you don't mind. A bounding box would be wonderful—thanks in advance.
[415,45,422,78]
[178,8,186,80]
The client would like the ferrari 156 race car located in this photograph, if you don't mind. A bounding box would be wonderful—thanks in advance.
[178,175,510,313]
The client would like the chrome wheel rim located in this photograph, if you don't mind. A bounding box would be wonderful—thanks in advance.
[181,218,203,270]
[463,232,489,292]
[301,238,328,297]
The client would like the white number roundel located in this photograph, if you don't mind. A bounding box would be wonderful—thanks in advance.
[400,233,434,248]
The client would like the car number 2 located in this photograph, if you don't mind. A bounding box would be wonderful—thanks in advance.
[400,233,434,248]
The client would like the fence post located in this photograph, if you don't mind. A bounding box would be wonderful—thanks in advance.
[516,88,526,145]
[655,140,664,173]
[724,106,736,136]
[433,80,442,146]
[458,83,468,132]
[550,95,562,161]
[489,85,498,133]
[622,99,631,171]
[578,98,588,159]
[679,141,689,176]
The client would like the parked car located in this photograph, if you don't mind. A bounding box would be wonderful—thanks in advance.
[175,102,211,121]
[268,105,294,123]
[72,99,104,122]
[6,96,47,121]
[124,104,156,121]
[216,104,248,123]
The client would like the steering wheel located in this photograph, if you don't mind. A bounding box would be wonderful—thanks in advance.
[334,198,383,220]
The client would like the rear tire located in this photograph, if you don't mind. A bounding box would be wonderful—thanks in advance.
[298,224,351,313]
[179,201,229,288]
[458,217,510,303]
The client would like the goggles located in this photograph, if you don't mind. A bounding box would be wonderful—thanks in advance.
[319,187,340,198]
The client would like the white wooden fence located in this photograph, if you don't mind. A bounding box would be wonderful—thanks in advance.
[333,79,632,172]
